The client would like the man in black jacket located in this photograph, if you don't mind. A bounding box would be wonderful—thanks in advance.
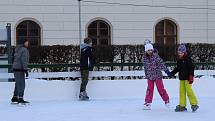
[79,37,95,100]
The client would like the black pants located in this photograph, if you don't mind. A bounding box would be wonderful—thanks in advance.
[80,69,89,92]
[13,71,25,98]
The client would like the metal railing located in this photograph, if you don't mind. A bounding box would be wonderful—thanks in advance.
[0,62,214,69]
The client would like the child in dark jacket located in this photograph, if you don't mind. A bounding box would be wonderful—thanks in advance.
[171,44,199,112]
[79,37,95,101]
[143,42,172,110]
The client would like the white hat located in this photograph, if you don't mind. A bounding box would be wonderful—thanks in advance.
[144,43,154,51]
[144,39,151,45]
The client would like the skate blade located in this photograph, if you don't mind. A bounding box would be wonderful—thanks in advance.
[18,103,31,106]
[175,110,187,112]
[192,108,199,112]
[192,107,199,113]
[10,102,19,105]
[79,99,90,101]
[143,107,151,110]
[79,98,90,101]
[143,108,151,110]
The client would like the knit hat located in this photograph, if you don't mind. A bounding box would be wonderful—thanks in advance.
[145,43,154,51]
[178,44,187,53]
[144,39,151,45]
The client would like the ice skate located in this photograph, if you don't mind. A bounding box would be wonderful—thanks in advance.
[143,103,151,110]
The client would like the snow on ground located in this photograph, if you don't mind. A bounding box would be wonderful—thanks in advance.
[0,76,215,121]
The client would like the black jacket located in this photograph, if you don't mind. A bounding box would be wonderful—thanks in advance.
[80,43,95,70]
[171,55,194,80]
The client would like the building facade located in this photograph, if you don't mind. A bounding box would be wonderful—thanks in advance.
[0,0,215,47]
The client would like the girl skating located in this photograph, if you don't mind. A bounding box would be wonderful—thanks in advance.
[143,41,172,110]
[171,44,199,112]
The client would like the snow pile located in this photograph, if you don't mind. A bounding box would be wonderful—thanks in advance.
[0,77,214,101]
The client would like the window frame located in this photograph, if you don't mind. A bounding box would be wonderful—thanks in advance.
[16,20,41,46]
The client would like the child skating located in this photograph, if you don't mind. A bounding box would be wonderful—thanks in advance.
[143,41,172,110]
[171,44,199,112]
[79,37,95,101]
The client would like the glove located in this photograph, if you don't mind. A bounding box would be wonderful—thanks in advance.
[165,70,173,77]
[89,60,96,71]
[25,70,29,78]
[188,75,194,84]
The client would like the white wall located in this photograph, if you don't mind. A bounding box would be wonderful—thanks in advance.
[0,0,214,45]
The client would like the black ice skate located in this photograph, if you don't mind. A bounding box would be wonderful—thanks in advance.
[11,96,19,104]
[175,105,187,112]
[79,91,89,101]
[191,105,199,112]
[18,98,30,105]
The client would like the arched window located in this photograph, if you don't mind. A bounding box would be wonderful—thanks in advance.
[155,19,178,60]
[87,20,111,46]
[16,20,41,46]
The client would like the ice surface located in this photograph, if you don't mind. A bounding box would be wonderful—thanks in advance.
[0,77,214,121]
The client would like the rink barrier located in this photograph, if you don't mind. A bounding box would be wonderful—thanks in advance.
[0,62,214,80]
[0,70,214,79]
[0,62,215,69]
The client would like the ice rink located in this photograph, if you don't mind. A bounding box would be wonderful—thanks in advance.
[0,75,214,121]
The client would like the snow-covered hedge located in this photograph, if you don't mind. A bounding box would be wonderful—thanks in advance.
[187,43,215,62]
[28,44,215,63]
[1,43,214,71]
